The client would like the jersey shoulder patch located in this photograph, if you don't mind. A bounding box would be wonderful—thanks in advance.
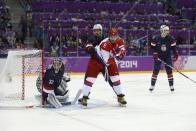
[100,39,113,52]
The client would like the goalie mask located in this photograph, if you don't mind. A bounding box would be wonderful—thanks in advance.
[52,58,62,73]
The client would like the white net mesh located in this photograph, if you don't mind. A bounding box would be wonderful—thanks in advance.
[0,49,43,108]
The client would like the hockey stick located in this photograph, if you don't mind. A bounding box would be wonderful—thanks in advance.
[0,100,73,110]
[71,89,82,105]
[158,58,196,84]
[43,89,82,108]
[95,47,110,82]
[0,89,82,109]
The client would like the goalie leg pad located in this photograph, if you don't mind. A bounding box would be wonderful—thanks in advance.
[56,90,69,103]
[62,74,71,82]
[36,76,42,93]
[55,81,68,96]
[47,93,62,108]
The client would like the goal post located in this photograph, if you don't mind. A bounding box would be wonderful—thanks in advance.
[0,49,44,109]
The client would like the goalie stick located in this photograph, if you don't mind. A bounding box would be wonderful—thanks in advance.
[42,89,82,108]
[0,89,82,109]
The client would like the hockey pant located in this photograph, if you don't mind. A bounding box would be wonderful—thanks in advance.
[83,58,122,96]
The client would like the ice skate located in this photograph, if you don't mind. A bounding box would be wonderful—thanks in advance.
[170,86,174,92]
[149,86,155,92]
[117,94,127,106]
[79,96,89,107]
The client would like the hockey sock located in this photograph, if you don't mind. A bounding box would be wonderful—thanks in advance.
[113,85,123,95]
[82,84,91,96]
[151,74,157,86]
[83,77,96,96]
[110,76,123,95]
[168,74,174,86]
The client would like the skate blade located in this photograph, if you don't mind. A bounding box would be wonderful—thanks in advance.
[79,102,88,109]
[170,90,175,93]
[118,103,126,107]
[149,89,154,92]
[80,104,88,109]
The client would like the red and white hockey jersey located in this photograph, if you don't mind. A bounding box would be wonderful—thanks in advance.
[95,37,126,65]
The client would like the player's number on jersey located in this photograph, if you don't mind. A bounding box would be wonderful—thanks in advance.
[49,80,54,85]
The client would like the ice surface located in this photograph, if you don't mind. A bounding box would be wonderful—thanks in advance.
[1,72,196,131]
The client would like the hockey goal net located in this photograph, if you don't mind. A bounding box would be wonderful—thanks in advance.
[0,49,43,109]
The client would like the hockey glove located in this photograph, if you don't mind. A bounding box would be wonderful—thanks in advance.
[116,48,126,61]
[85,43,96,55]
[153,52,158,61]
[172,51,179,62]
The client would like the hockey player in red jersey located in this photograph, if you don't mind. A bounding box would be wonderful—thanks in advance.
[78,24,119,103]
[79,27,127,107]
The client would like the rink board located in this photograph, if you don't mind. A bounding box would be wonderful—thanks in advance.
[45,56,196,72]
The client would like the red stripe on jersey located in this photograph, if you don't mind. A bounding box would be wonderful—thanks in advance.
[113,80,121,86]
[167,74,173,79]
[152,74,158,78]
[171,42,176,46]
[151,42,156,46]
[43,83,54,90]
[84,80,93,87]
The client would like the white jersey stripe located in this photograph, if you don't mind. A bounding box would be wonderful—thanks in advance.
[171,42,176,46]
[151,42,156,46]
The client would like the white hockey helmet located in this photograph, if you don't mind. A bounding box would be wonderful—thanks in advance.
[160,25,169,31]
[93,24,103,31]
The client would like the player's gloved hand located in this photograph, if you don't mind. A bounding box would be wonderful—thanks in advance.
[85,43,95,55]
[172,51,179,62]
[153,52,158,60]
[116,48,126,60]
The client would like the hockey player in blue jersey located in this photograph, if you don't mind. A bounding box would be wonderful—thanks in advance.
[78,24,106,103]
[85,24,105,55]
[150,25,179,92]
[36,58,71,108]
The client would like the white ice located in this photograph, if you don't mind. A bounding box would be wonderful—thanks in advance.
[1,72,196,131]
